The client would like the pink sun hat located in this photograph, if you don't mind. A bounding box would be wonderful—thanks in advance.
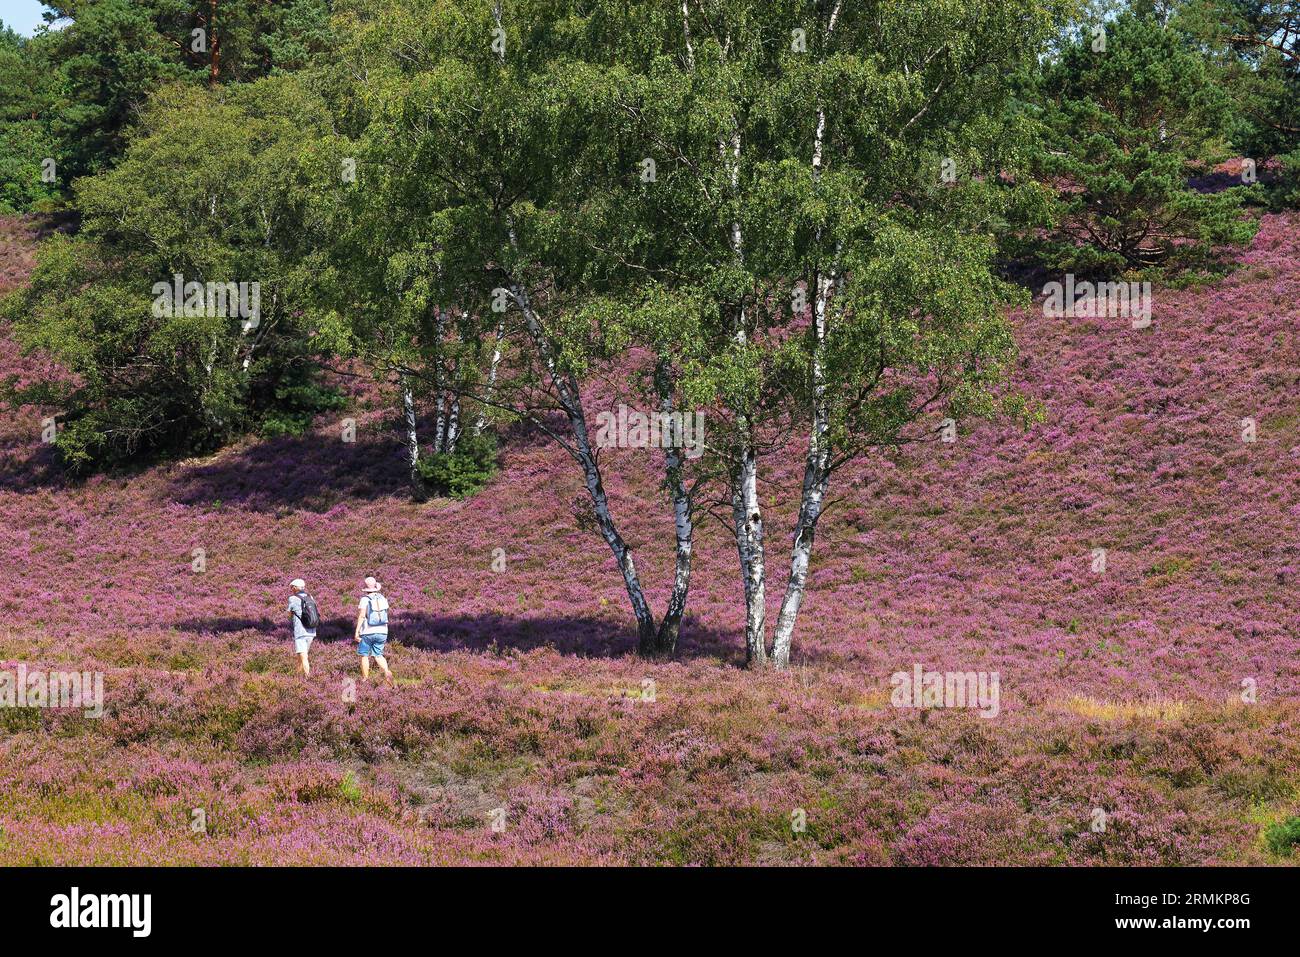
[362,576,383,593]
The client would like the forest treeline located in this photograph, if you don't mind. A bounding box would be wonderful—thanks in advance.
[1,0,1296,665]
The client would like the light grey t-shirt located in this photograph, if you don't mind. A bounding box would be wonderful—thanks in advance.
[289,593,316,639]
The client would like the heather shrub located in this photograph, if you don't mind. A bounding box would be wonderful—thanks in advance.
[506,787,576,844]
[1212,765,1294,804]
[657,800,772,866]
[179,674,265,736]
[264,763,378,811]
[243,652,278,675]
[0,707,45,734]
[896,800,1057,866]
[101,675,192,745]
[165,648,202,671]
[235,696,354,762]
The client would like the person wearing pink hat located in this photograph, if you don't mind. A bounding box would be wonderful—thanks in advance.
[354,576,394,686]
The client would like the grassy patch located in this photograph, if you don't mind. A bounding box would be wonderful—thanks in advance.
[1263,816,1300,857]
[1065,696,1188,721]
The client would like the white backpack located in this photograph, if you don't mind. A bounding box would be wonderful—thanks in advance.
[364,593,389,627]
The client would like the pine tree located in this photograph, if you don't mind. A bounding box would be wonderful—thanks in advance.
[1035,11,1257,273]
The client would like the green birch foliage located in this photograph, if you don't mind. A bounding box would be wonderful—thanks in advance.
[324,0,1057,467]
[555,0,1058,456]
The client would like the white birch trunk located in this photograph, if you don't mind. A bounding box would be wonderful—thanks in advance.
[772,270,833,668]
[649,359,693,657]
[446,395,461,453]
[680,0,694,69]
[402,375,422,494]
[432,306,447,452]
[505,217,657,648]
[721,119,768,666]
[475,319,506,435]
[771,5,842,668]
[733,448,767,665]
[434,393,446,452]
[771,461,830,667]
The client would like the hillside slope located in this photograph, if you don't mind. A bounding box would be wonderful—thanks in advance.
[1,212,1298,865]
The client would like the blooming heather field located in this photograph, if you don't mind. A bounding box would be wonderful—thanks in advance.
[1,210,1299,865]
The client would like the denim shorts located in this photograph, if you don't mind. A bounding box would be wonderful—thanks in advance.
[294,635,315,654]
[357,633,388,657]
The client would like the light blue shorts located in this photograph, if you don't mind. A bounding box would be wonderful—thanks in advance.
[294,635,314,654]
[357,633,388,657]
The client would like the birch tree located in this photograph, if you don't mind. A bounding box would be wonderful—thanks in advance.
[328,0,706,655]
[587,0,1059,667]
[325,0,1055,665]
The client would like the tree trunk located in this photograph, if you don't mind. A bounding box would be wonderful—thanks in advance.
[401,375,424,499]
[733,442,768,666]
[719,121,768,667]
[475,319,506,435]
[645,358,693,658]
[433,395,446,451]
[772,274,833,668]
[504,216,657,648]
[772,18,841,668]
[557,370,655,651]
[208,0,220,87]
[771,460,829,667]
[432,307,447,451]
[446,395,461,453]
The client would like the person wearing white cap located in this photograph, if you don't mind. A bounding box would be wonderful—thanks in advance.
[354,576,394,686]
[287,578,319,676]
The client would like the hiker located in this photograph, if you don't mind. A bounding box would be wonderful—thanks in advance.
[355,576,394,686]
[288,578,319,676]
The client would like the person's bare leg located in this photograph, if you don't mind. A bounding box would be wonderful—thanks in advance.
[298,651,311,676]
[375,655,394,686]
[360,655,370,681]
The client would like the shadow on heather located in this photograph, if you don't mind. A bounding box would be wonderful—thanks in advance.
[2,431,406,503]
[167,417,554,512]
[170,433,412,511]
[0,442,67,493]
[176,611,745,664]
